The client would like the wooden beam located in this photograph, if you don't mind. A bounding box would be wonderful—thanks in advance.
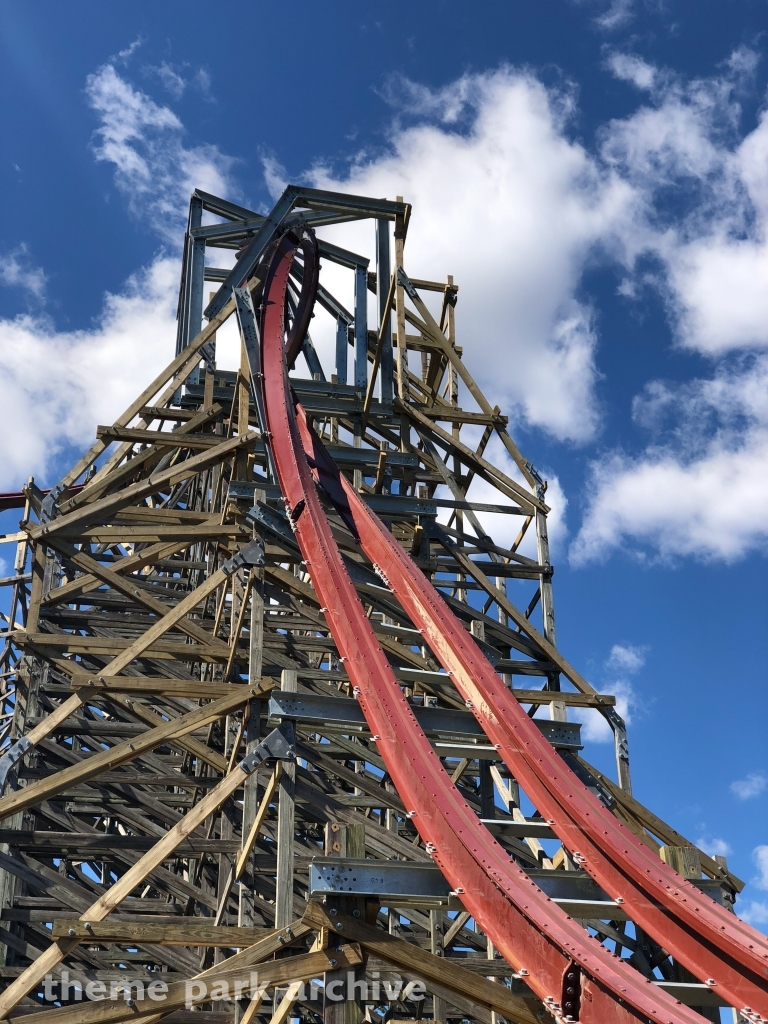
[29,431,258,542]
[0,757,257,1018]
[302,903,539,1024]
[50,920,271,947]
[274,669,297,928]
[0,687,262,822]
[43,539,227,652]
[4,946,361,1024]
[70,676,248,699]
[96,564,230,677]
[433,531,597,696]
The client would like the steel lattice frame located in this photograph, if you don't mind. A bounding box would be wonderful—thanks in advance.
[0,186,762,1024]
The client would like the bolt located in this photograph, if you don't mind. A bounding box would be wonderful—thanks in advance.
[352,909,361,918]
[67,928,76,937]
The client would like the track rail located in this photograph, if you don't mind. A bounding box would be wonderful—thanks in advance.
[296,403,768,1016]
[256,228,732,1024]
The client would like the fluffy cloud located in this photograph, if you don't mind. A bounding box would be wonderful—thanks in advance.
[567,51,768,564]
[731,773,768,801]
[739,846,768,929]
[600,49,768,355]
[570,356,768,563]
[753,845,768,890]
[570,642,644,742]
[695,835,732,858]
[85,62,235,242]
[0,244,47,300]
[0,257,177,491]
[308,67,641,444]
[0,62,243,493]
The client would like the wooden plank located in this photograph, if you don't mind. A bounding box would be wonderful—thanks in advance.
[4,946,360,1024]
[70,676,247,699]
[59,524,249,542]
[576,755,744,891]
[69,403,224,510]
[302,903,539,1024]
[95,426,224,448]
[235,764,281,881]
[20,634,229,663]
[43,539,227,652]
[397,399,543,513]
[50,920,271,947]
[122,699,228,773]
[97,564,230,677]
[433,532,597,696]
[399,272,535,487]
[53,290,241,495]
[0,687,261,823]
[42,539,187,607]
[29,431,258,543]
[0,760,252,1017]
[274,669,297,929]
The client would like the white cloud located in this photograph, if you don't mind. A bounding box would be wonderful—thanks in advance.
[605,642,645,674]
[0,244,47,300]
[0,59,246,494]
[570,356,768,563]
[571,642,644,742]
[85,62,236,243]
[731,773,768,801]
[607,53,657,91]
[738,846,768,930]
[0,257,177,491]
[696,835,732,858]
[599,51,768,355]
[308,67,642,444]
[740,901,768,927]
[149,62,187,100]
[753,845,768,891]
[594,0,635,30]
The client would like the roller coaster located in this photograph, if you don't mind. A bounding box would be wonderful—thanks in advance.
[0,187,763,1024]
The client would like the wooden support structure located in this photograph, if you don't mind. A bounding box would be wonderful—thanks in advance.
[0,186,747,1024]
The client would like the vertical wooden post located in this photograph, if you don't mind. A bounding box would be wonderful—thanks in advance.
[394,199,407,400]
[535,503,566,723]
[376,218,393,407]
[354,266,367,391]
[203,291,217,410]
[240,499,264,933]
[274,669,297,929]
[335,317,348,385]
[324,824,365,1024]
[430,909,446,1023]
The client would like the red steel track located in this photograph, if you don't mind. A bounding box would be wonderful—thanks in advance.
[257,228,768,1024]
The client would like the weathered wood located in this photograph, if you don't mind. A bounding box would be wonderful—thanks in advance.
[0,688,260,822]
[303,903,539,1024]
[274,669,297,929]
[29,431,257,542]
[0,760,252,1017]
[50,920,271,947]
[4,946,361,1024]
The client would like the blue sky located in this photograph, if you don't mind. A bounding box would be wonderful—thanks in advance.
[0,0,766,923]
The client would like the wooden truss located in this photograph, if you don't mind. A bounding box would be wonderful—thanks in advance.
[0,187,746,1024]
